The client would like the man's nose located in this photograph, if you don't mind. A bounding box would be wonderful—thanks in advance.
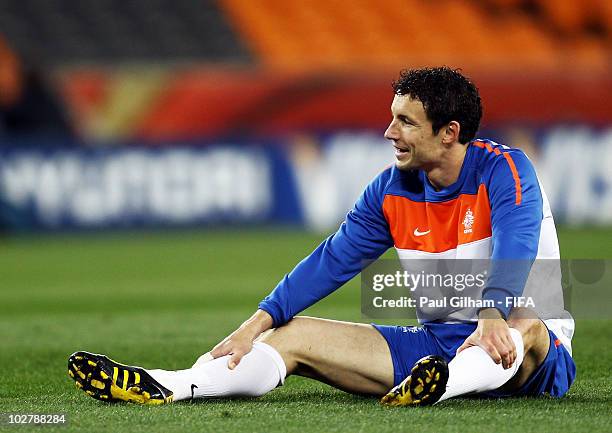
[384,122,398,140]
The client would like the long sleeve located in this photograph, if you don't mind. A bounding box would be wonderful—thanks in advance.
[258,169,394,327]
[483,150,543,318]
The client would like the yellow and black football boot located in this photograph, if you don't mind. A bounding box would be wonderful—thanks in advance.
[381,355,448,406]
[68,351,173,405]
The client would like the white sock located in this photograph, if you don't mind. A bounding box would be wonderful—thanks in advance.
[146,342,287,401]
[439,328,525,402]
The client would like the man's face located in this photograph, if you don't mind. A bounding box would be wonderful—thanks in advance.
[384,95,446,171]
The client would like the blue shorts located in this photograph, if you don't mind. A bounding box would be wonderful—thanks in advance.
[372,322,576,398]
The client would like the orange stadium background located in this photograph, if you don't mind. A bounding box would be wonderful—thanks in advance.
[61,0,611,141]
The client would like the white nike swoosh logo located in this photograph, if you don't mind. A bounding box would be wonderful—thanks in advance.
[414,228,431,237]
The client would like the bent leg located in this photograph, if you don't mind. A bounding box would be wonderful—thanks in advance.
[439,327,525,402]
[497,308,550,393]
[441,308,550,402]
[259,316,395,395]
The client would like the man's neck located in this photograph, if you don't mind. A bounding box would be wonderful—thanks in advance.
[425,144,469,191]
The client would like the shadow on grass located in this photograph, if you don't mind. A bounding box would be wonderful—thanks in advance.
[178,391,610,409]
[180,390,377,406]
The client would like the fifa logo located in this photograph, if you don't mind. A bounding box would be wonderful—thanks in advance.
[463,207,474,234]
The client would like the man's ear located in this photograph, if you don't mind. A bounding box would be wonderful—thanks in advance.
[441,121,461,145]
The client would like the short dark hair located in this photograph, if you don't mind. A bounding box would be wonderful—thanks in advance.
[392,67,482,144]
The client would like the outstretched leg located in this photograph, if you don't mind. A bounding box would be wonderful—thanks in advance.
[68,316,395,403]
[259,316,395,395]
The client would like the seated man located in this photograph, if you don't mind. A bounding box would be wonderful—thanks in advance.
[67,67,576,406]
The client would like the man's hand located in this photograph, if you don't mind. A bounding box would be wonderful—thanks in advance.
[456,308,517,369]
[210,309,274,370]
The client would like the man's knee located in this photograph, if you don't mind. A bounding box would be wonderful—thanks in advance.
[500,311,550,391]
[258,316,316,368]
[507,309,549,357]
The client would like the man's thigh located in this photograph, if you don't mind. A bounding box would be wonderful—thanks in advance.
[492,309,577,397]
[500,310,551,392]
[258,316,395,395]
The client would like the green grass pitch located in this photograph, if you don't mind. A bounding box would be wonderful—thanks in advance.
[1,227,611,433]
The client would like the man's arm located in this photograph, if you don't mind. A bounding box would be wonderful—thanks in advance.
[212,169,395,368]
[458,149,543,368]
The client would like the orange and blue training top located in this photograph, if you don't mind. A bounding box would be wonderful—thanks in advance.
[259,139,561,326]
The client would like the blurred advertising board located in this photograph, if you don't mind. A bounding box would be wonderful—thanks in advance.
[0,127,610,231]
[0,145,302,230]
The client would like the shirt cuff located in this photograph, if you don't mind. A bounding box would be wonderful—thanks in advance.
[481,286,513,319]
[257,301,284,328]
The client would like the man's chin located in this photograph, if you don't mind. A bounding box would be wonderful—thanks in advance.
[395,159,415,171]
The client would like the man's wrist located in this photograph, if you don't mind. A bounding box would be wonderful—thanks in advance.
[478,307,505,320]
[240,309,274,337]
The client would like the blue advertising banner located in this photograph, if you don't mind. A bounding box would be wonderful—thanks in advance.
[0,145,303,230]
[0,127,610,231]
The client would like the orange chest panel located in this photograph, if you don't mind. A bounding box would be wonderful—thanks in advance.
[382,184,492,253]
